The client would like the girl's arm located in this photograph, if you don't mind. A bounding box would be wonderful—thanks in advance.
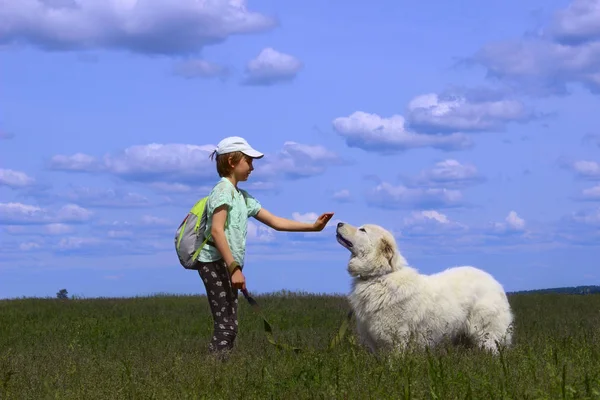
[254,208,334,232]
[210,205,239,273]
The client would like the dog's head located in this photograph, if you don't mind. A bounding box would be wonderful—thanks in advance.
[336,222,407,279]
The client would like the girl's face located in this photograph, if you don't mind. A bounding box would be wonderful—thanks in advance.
[231,154,254,181]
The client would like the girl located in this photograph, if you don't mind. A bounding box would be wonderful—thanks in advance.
[197,136,334,356]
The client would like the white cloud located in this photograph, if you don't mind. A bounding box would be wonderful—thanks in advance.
[406,92,535,134]
[38,185,154,208]
[0,0,276,55]
[401,210,468,237]
[242,48,302,86]
[241,181,278,192]
[506,211,526,230]
[49,141,342,189]
[19,241,41,251]
[408,159,485,188]
[560,158,600,180]
[149,182,215,195]
[490,211,526,234]
[103,143,216,180]
[2,211,194,258]
[366,182,464,209]
[150,182,196,193]
[291,212,319,223]
[579,184,600,200]
[247,220,276,243]
[253,141,344,180]
[0,202,92,225]
[284,211,340,243]
[571,160,600,179]
[45,223,76,235]
[553,206,600,246]
[151,180,275,197]
[332,111,473,154]
[172,59,230,79]
[3,222,76,236]
[548,0,600,44]
[569,207,600,225]
[3,226,27,235]
[49,143,216,183]
[139,215,173,227]
[56,204,93,221]
[332,189,352,202]
[404,210,450,225]
[93,214,174,236]
[291,211,340,228]
[470,0,600,96]
[107,230,134,238]
[49,153,100,171]
[0,203,44,224]
[57,237,102,251]
[0,168,36,188]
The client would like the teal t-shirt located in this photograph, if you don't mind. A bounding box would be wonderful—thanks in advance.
[197,177,262,267]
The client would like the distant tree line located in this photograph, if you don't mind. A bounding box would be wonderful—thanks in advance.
[52,286,599,300]
[509,286,600,296]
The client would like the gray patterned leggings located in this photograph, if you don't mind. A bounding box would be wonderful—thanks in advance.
[197,259,239,353]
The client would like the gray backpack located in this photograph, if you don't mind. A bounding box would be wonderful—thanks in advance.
[174,190,237,269]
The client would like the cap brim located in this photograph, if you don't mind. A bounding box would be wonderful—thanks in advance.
[243,148,264,159]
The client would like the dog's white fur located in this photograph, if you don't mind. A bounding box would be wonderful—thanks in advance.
[336,222,513,355]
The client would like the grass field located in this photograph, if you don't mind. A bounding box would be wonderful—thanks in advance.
[1,290,600,399]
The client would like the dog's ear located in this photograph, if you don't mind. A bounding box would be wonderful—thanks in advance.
[379,237,395,263]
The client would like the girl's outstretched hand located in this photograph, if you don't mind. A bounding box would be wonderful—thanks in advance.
[312,212,335,231]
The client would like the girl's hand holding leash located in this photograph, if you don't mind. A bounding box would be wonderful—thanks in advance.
[231,269,246,291]
[228,261,246,291]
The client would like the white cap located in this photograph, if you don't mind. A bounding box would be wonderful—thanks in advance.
[215,136,264,159]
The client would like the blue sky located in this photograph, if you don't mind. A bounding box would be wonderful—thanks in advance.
[1,0,599,299]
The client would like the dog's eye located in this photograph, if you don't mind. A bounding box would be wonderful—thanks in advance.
[359,228,366,233]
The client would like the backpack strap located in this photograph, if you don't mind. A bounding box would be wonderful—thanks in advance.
[203,189,238,248]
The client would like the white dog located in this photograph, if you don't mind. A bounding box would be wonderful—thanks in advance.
[336,221,514,355]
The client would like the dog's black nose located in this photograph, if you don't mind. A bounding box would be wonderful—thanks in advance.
[337,222,344,228]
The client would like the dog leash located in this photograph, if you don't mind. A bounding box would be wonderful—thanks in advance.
[328,309,354,349]
[240,288,353,352]
[240,288,302,353]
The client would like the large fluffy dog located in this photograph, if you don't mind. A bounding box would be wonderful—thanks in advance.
[336,221,513,355]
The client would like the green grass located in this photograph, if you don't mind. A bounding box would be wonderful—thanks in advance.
[1,290,600,399]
